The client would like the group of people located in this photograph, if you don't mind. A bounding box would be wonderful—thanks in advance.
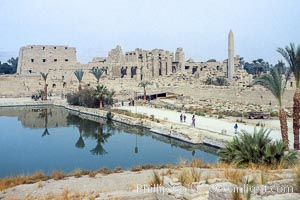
[179,113,239,132]
[180,113,186,122]
[180,113,196,127]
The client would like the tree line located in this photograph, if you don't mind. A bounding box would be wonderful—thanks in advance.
[0,57,18,74]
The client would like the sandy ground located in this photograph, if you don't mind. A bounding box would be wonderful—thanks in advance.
[0,170,160,199]
[117,106,294,148]
[1,168,299,200]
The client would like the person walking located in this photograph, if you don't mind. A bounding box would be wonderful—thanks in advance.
[180,114,183,122]
[192,115,195,127]
[183,114,186,122]
[234,123,238,134]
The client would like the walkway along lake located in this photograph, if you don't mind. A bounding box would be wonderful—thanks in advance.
[0,106,219,177]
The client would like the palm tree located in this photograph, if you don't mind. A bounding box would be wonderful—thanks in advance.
[40,72,48,100]
[74,70,84,91]
[39,108,50,137]
[277,43,300,150]
[218,127,297,167]
[90,131,112,155]
[94,85,108,109]
[252,67,290,150]
[105,89,115,106]
[75,128,85,149]
[275,60,286,74]
[42,128,50,137]
[90,67,105,84]
[89,124,112,155]
[138,81,152,103]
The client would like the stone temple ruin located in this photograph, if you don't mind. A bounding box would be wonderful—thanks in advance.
[16,31,250,83]
[0,30,296,99]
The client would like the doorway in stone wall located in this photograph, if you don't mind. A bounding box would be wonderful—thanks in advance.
[131,66,137,78]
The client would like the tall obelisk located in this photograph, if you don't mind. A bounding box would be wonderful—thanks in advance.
[228,30,234,81]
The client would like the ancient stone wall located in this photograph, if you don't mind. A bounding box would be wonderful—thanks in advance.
[17,45,78,75]
[104,46,174,80]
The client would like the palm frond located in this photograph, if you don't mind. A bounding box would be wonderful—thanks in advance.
[138,81,152,88]
[74,70,84,82]
[42,128,50,137]
[252,67,285,106]
[218,127,296,167]
[277,43,300,87]
[40,72,48,81]
[94,84,108,97]
[90,67,105,83]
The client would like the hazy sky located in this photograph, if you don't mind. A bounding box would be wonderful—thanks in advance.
[0,0,299,64]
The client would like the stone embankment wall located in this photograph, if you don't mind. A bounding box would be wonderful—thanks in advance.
[0,100,230,148]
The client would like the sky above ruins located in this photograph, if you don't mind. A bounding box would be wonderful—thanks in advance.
[0,0,299,65]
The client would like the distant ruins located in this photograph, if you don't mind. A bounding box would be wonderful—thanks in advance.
[16,31,250,83]
[0,30,296,99]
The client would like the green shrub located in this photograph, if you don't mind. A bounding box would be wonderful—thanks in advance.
[66,92,80,105]
[66,88,98,108]
[66,86,115,108]
[205,76,214,85]
[150,114,155,121]
[270,111,278,117]
[218,127,297,168]
[195,111,205,116]
[214,76,230,86]
[106,111,114,121]
[205,76,230,86]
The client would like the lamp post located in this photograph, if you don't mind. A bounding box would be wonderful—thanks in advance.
[134,91,137,113]
[134,134,138,153]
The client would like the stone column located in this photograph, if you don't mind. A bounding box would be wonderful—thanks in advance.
[136,65,141,81]
[161,57,167,76]
[153,55,159,77]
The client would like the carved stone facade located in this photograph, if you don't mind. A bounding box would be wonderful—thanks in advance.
[17,45,78,75]
[104,46,174,80]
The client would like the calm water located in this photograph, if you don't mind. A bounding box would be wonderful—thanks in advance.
[0,106,219,177]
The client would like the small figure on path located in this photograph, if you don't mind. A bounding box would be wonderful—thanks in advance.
[192,115,195,127]
[180,114,183,122]
[234,123,238,134]
[183,114,186,122]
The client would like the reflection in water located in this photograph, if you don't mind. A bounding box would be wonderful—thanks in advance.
[66,114,113,155]
[134,134,138,154]
[0,106,220,177]
[42,128,50,137]
[39,108,51,137]
[75,128,85,149]
[0,106,219,156]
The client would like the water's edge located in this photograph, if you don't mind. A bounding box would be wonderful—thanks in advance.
[0,101,229,148]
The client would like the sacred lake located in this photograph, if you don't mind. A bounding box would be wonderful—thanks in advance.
[0,106,219,177]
